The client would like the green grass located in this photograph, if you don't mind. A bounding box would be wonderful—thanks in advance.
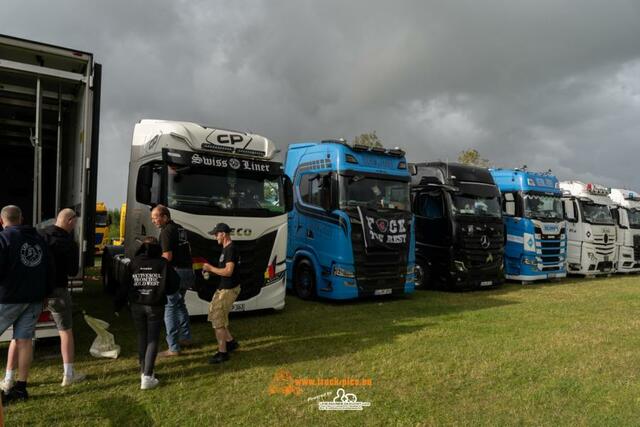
[4,272,640,426]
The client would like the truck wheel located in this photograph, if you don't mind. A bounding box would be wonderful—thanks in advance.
[415,265,424,288]
[103,265,114,294]
[294,259,316,300]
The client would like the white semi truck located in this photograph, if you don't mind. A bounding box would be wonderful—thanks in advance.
[609,188,640,273]
[559,181,617,275]
[102,120,291,315]
[0,35,101,340]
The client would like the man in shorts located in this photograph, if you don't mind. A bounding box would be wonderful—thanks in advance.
[0,205,53,404]
[2,208,85,390]
[202,223,241,364]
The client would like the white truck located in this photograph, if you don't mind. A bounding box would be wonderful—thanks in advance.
[0,35,102,340]
[560,181,617,275]
[609,188,640,273]
[102,120,292,315]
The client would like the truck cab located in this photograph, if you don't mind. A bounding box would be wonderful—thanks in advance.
[284,140,415,300]
[103,120,292,314]
[559,181,617,275]
[410,162,504,290]
[609,188,640,273]
[490,169,567,282]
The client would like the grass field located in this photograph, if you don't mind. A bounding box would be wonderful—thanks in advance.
[3,271,640,426]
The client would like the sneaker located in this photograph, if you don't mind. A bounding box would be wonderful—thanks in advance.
[158,350,180,358]
[141,375,159,390]
[208,351,229,364]
[226,339,239,352]
[61,372,87,387]
[2,385,28,405]
[0,378,15,393]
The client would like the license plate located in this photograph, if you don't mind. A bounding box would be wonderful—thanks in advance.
[480,281,493,287]
[231,303,245,312]
[374,288,392,296]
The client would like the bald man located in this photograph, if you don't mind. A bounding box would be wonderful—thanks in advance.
[2,208,85,391]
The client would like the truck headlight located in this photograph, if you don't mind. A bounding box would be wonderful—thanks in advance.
[333,266,355,278]
[407,265,415,275]
[523,258,536,265]
[587,252,597,262]
[454,260,467,272]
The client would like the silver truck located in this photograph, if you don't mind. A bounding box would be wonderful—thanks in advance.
[102,120,291,315]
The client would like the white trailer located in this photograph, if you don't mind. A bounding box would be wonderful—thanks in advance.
[609,188,640,273]
[560,181,617,276]
[0,35,102,340]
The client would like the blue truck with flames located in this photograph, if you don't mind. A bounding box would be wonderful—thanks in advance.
[490,168,567,282]
[284,140,416,299]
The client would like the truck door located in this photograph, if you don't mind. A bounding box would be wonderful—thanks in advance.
[299,171,336,274]
[289,172,307,253]
[414,189,448,280]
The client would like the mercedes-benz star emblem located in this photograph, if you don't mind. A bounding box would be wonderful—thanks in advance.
[480,235,490,249]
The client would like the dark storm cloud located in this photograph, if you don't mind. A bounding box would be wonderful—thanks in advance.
[3,0,640,206]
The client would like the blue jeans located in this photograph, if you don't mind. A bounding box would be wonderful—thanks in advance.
[0,302,42,339]
[164,268,194,352]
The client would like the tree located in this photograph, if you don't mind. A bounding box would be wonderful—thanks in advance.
[353,131,383,148]
[457,149,490,167]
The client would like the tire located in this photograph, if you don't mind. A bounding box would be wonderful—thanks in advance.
[415,264,424,288]
[102,250,117,294]
[294,259,316,300]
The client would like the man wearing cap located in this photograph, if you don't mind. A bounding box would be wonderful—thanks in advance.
[202,223,240,364]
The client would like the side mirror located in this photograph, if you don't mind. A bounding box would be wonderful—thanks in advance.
[503,193,516,216]
[321,175,332,211]
[136,164,153,205]
[563,199,576,221]
[283,175,294,212]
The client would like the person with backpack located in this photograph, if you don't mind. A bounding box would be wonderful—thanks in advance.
[115,236,179,390]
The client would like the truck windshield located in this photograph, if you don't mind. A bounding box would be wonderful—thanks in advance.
[95,213,108,227]
[451,194,501,218]
[579,202,614,225]
[628,209,640,228]
[166,166,285,217]
[339,175,410,211]
[523,194,564,220]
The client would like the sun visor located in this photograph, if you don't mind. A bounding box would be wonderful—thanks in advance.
[456,182,500,198]
[162,148,282,175]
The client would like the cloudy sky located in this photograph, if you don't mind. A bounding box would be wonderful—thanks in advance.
[3,0,640,207]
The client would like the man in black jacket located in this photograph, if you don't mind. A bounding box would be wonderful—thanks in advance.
[2,208,85,390]
[116,236,180,390]
[0,205,53,404]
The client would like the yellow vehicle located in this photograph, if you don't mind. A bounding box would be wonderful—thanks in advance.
[95,202,110,254]
[111,203,126,246]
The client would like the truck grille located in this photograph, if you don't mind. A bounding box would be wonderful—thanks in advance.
[458,223,504,268]
[351,222,408,295]
[634,235,640,261]
[592,233,616,257]
[534,225,565,270]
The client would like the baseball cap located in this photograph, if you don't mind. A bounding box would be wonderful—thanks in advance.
[208,223,231,235]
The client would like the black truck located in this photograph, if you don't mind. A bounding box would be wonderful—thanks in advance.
[410,162,504,290]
